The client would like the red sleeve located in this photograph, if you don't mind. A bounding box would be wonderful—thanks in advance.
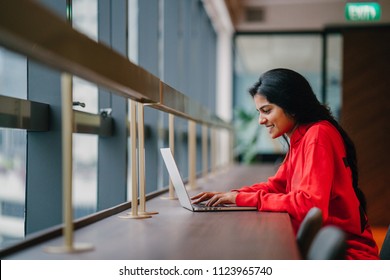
[236,141,334,223]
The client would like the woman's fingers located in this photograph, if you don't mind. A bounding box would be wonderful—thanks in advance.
[191,192,221,204]
[191,192,211,204]
[191,192,208,201]
[206,194,225,206]
[206,192,238,206]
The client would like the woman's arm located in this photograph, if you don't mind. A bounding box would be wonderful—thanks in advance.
[191,161,288,205]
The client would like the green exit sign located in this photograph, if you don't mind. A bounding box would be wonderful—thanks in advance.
[345,2,381,21]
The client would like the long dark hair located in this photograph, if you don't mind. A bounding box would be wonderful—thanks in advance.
[249,68,367,215]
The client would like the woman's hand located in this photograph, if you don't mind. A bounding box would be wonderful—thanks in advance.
[191,191,238,207]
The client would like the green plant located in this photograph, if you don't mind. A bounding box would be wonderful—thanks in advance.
[234,108,262,164]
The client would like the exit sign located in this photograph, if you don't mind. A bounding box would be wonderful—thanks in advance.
[345,2,381,21]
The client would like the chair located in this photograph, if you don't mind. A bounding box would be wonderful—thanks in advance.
[379,225,390,260]
[306,225,347,260]
[296,207,323,259]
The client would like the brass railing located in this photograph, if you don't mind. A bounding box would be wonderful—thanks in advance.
[0,0,233,253]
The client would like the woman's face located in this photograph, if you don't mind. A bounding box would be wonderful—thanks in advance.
[253,94,297,139]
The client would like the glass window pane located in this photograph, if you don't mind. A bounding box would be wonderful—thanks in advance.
[0,128,26,249]
[128,0,138,64]
[326,34,343,121]
[73,134,97,218]
[0,48,27,248]
[72,0,98,41]
[72,76,98,114]
[72,1,98,218]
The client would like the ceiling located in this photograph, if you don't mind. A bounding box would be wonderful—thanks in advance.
[224,0,390,32]
[222,0,390,76]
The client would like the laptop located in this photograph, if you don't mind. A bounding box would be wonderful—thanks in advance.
[160,148,257,212]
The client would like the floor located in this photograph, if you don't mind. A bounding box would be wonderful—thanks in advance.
[372,226,388,251]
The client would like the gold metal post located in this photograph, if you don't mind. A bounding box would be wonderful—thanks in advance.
[187,119,198,190]
[137,102,158,215]
[202,124,208,178]
[44,73,93,253]
[119,100,151,219]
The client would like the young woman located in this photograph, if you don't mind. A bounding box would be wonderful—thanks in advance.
[192,68,379,260]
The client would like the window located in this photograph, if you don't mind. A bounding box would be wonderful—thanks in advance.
[72,0,98,218]
[0,48,27,248]
[325,34,342,121]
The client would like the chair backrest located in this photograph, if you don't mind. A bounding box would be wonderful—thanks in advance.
[296,207,323,259]
[307,225,347,260]
[379,225,390,260]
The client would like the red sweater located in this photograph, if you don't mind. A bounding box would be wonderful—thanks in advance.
[234,121,379,259]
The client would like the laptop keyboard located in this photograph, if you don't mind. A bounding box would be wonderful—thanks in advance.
[192,203,226,211]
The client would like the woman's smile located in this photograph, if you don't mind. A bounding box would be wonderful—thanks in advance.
[253,94,296,139]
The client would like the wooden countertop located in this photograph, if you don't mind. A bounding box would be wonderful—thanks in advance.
[3,164,300,260]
